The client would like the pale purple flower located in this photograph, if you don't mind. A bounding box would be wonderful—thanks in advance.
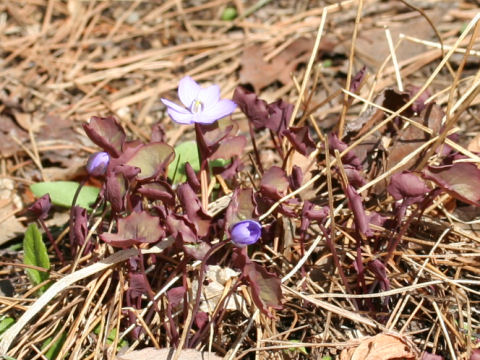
[230,220,262,247]
[161,76,237,125]
[86,151,110,177]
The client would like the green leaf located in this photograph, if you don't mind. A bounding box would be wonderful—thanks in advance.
[30,181,99,210]
[321,356,332,360]
[41,332,67,360]
[23,223,50,288]
[94,325,128,348]
[221,7,237,20]
[0,317,15,335]
[168,141,200,184]
[283,340,308,355]
[168,141,232,184]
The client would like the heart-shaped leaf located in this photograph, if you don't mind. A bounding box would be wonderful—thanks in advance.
[100,211,164,248]
[125,142,174,181]
[423,163,480,206]
[30,181,99,210]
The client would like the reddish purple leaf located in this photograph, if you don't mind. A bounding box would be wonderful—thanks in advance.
[183,241,211,260]
[283,126,316,156]
[350,65,367,93]
[388,171,429,203]
[28,194,51,220]
[71,206,89,257]
[128,272,149,298]
[165,214,198,245]
[328,133,362,169]
[185,162,201,193]
[406,84,431,114]
[423,162,480,206]
[138,181,175,206]
[260,166,289,200]
[167,286,185,308]
[244,262,282,317]
[100,211,164,248]
[177,183,211,237]
[83,116,126,157]
[368,259,390,291]
[344,165,366,189]
[470,349,480,360]
[267,99,292,134]
[195,311,209,330]
[301,201,329,231]
[195,122,234,158]
[125,142,175,181]
[225,188,257,232]
[346,184,372,237]
[216,157,244,180]
[105,165,140,213]
[233,86,292,134]
[209,135,247,161]
[233,86,269,130]
[289,165,303,190]
[421,353,444,360]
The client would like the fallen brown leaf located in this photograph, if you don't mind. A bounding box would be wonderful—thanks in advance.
[340,333,420,360]
[239,37,334,91]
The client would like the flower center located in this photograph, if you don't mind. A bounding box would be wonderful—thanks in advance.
[191,99,204,114]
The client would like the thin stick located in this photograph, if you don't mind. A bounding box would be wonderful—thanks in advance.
[385,26,403,91]
[338,0,363,138]
[432,301,457,360]
[288,8,328,127]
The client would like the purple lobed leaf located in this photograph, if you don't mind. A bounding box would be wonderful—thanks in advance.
[177,183,211,237]
[137,181,175,206]
[83,116,126,157]
[388,171,430,203]
[125,142,175,181]
[209,135,247,161]
[260,166,289,200]
[423,162,480,206]
[328,133,362,169]
[244,262,282,317]
[100,211,164,248]
[233,86,292,134]
[283,126,316,156]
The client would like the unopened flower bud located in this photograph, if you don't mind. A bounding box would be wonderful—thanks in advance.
[86,151,110,177]
[230,220,261,247]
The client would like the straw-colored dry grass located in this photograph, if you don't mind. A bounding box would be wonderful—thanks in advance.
[1,0,480,359]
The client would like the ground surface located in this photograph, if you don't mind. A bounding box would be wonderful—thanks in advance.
[1,0,480,359]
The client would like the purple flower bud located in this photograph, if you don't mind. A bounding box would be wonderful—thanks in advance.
[230,220,262,247]
[86,151,110,177]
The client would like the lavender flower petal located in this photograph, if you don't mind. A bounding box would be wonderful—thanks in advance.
[197,85,221,107]
[166,108,194,124]
[196,99,237,124]
[178,76,200,108]
[161,98,194,124]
